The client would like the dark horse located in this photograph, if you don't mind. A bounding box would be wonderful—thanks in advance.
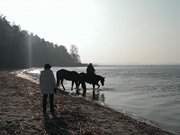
[56,69,105,98]
[73,73,105,98]
[56,69,80,93]
[81,73,104,88]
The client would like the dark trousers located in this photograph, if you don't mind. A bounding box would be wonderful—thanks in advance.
[43,94,54,113]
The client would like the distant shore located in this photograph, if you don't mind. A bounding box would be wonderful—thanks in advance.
[0,71,174,135]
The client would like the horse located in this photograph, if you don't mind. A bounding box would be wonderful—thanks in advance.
[74,73,105,98]
[81,73,105,88]
[56,69,80,93]
[56,69,105,98]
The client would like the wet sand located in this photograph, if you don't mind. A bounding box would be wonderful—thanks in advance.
[0,71,174,135]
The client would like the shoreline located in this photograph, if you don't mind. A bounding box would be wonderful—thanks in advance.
[0,71,175,134]
[20,69,176,134]
[18,70,176,134]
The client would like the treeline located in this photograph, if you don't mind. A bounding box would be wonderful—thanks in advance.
[0,15,82,69]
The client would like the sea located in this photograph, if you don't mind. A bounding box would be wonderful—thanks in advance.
[27,65,180,134]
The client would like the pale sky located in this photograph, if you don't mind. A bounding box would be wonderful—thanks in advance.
[0,0,180,65]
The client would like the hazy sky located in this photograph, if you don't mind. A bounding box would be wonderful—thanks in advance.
[0,0,180,65]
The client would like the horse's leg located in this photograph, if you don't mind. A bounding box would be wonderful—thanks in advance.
[77,81,80,90]
[71,81,74,91]
[82,82,86,97]
[75,81,79,95]
[57,78,61,89]
[61,79,65,91]
[97,83,100,89]
[77,81,80,89]
[56,74,60,88]
[56,79,59,87]
[93,84,95,99]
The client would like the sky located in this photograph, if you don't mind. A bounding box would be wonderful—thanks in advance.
[0,0,180,65]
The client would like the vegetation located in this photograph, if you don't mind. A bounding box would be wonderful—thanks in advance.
[0,15,82,69]
[70,45,81,64]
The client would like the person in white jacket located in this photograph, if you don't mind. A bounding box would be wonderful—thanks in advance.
[40,64,56,114]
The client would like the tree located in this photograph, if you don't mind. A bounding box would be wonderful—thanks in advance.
[0,15,82,69]
[70,45,81,64]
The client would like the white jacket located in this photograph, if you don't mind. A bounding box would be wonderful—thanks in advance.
[40,69,56,94]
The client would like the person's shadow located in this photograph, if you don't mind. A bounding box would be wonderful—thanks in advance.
[43,114,70,135]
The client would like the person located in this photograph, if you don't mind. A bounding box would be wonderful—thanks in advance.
[86,63,95,76]
[40,64,56,114]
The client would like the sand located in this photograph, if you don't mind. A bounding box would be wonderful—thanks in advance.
[0,71,174,135]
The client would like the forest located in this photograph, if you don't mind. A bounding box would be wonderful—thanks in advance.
[0,15,83,69]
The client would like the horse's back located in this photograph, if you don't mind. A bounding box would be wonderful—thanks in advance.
[56,69,79,81]
[85,73,104,85]
[56,69,67,78]
[96,74,104,80]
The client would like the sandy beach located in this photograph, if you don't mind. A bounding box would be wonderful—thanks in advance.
[0,71,174,135]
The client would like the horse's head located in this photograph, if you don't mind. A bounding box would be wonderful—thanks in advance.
[100,77,105,86]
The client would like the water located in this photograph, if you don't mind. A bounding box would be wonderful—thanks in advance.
[28,65,180,134]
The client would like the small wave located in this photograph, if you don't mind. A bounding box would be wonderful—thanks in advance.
[100,87,117,92]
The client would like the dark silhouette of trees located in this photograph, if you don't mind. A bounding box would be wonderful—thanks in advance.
[70,45,81,64]
[0,15,82,69]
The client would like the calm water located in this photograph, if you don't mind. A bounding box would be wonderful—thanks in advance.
[28,65,180,134]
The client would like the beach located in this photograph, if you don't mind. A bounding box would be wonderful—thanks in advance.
[0,71,174,135]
